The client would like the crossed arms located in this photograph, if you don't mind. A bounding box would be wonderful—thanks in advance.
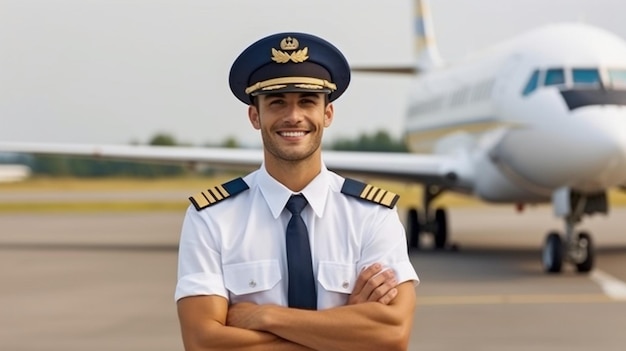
[177,263,416,351]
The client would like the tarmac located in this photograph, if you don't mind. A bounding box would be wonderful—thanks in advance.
[1,201,626,350]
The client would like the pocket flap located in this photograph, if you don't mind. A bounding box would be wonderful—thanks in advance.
[223,260,281,295]
[317,261,356,294]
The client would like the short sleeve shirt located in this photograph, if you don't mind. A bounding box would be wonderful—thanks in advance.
[175,164,419,309]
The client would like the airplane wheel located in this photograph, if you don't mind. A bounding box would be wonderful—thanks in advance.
[434,208,447,249]
[543,231,563,273]
[575,231,594,273]
[407,208,421,249]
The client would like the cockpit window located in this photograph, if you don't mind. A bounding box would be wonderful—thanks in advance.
[572,68,601,85]
[522,66,626,97]
[522,70,540,96]
[608,69,626,87]
[544,68,565,86]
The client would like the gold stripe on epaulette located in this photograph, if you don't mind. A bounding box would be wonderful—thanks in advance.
[206,184,231,203]
[190,185,232,209]
[360,184,373,199]
[205,190,217,204]
[212,188,223,201]
[341,178,398,209]
[190,192,210,208]
[358,184,398,207]
[216,184,228,198]
[380,192,397,207]
[374,189,386,203]
[189,177,249,211]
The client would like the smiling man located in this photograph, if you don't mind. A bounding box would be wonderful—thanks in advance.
[175,32,418,351]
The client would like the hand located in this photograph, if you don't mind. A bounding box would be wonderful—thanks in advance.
[348,263,398,305]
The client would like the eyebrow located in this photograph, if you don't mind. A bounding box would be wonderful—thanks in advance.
[264,92,321,99]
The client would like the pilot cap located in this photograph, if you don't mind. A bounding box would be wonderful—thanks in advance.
[229,32,351,105]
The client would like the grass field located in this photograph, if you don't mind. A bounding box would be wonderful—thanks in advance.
[1,176,625,212]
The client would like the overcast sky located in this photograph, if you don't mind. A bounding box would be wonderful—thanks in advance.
[2,0,625,147]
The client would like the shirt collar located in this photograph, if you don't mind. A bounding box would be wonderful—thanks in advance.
[258,163,330,219]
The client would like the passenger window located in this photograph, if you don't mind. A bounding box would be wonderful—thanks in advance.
[608,69,626,87]
[545,68,565,86]
[522,70,540,96]
[573,68,600,85]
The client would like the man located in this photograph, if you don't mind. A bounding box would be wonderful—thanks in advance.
[176,32,418,351]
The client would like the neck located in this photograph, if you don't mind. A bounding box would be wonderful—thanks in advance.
[264,152,322,192]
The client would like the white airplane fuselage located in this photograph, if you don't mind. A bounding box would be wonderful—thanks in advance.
[405,23,626,203]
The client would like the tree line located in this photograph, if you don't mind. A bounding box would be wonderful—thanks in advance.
[5,130,408,178]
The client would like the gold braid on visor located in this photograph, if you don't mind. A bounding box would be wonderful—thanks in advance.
[245,77,337,95]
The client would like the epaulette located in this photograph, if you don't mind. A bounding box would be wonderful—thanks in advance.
[340,178,399,209]
[188,177,249,211]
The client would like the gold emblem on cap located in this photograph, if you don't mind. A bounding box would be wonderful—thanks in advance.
[271,36,309,64]
[280,37,299,50]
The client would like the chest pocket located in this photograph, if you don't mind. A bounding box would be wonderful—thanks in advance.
[316,261,357,308]
[223,260,281,296]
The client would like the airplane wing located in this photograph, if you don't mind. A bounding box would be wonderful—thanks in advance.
[0,142,463,187]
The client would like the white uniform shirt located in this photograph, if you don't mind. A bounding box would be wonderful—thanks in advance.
[175,164,419,309]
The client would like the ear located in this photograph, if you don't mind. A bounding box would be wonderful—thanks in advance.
[248,105,261,130]
[324,103,334,128]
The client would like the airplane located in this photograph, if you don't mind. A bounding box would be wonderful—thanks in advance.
[0,164,31,183]
[1,0,626,274]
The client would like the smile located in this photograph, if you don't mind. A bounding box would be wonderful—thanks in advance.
[279,131,308,137]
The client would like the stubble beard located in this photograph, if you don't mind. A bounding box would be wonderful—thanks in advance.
[261,128,322,163]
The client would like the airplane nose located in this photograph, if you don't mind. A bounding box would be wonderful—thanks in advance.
[574,106,626,187]
[490,106,626,191]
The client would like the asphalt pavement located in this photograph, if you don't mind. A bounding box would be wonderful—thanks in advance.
[1,203,625,350]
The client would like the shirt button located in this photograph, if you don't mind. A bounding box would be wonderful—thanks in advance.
[249,280,257,288]
[342,281,349,289]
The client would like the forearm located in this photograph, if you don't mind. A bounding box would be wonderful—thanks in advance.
[258,283,416,351]
[181,322,313,351]
[177,295,313,351]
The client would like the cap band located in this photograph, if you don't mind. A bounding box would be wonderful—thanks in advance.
[245,76,337,95]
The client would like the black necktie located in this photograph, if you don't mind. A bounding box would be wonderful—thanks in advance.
[285,194,317,310]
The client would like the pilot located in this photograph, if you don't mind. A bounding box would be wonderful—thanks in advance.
[175,32,418,350]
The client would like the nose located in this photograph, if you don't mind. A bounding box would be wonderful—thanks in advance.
[282,103,305,124]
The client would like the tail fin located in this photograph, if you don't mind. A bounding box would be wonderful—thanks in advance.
[414,0,443,70]
[349,0,443,75]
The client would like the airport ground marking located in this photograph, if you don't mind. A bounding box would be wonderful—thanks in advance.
[590,270,626,301]
[418,293,622,306]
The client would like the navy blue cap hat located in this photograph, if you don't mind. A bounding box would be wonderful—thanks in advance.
[229,32,351,105]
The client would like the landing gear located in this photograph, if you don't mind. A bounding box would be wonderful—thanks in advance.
[434,208,448,249]
[541,189,604,274]
[541,230,594,273]
[407,208,420,249]
[574,232,594,273]
[407,185,449,250]
[542,232,563,273]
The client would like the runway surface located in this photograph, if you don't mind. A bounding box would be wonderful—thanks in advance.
[1,204,625,350]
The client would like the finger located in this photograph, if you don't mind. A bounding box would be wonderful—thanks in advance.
[352,263,383,296]
[364,270,397,302]
[348,264,385,305]
[377,287,398,305]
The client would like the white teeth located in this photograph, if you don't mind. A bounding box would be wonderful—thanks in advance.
[280,131,306,137]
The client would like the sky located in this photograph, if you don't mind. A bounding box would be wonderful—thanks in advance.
[2,0,626,148]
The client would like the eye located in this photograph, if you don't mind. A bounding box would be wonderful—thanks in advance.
[268,99,285,106]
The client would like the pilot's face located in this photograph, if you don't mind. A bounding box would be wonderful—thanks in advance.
[248,92,333,163]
